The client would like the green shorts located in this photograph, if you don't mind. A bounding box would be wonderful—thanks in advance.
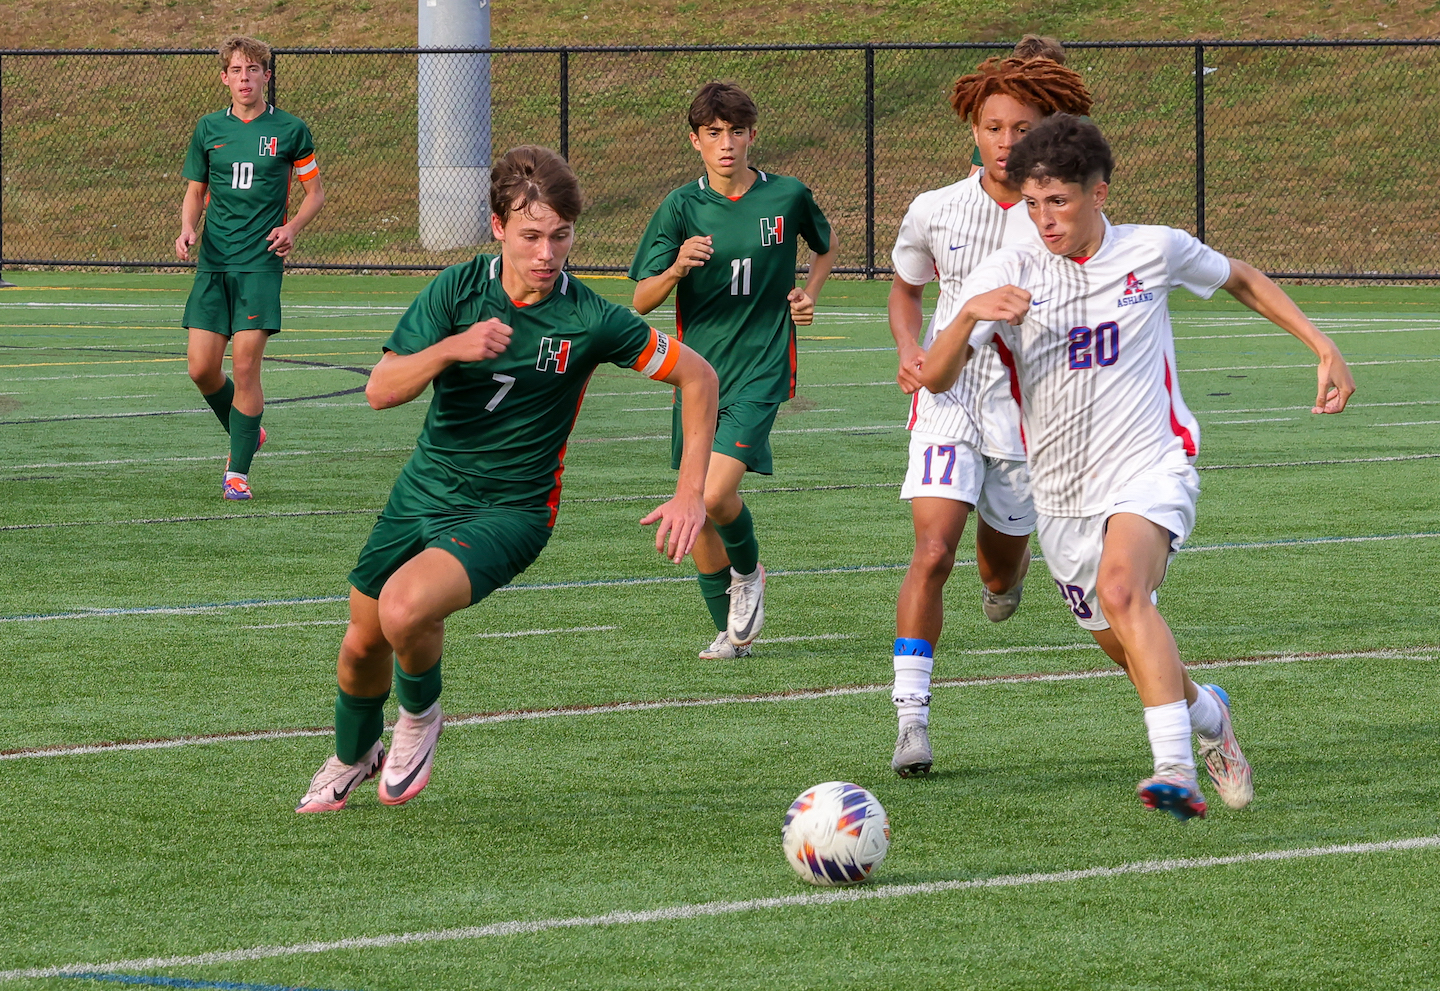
[182,270,284,337]
[671,400,780,475]
[348,506,553,605]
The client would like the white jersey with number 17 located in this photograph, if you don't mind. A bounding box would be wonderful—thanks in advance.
[891,172,1040,459]
[963,221,1231,518]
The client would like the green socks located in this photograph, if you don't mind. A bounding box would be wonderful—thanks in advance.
[202,378,235,433]
[395,657,442,714]
[697,568,732,632]
[715,504,760,576]
[335,688,388,765]
[228,409,263,475]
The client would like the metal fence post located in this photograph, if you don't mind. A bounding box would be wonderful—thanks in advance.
[559,49,569,159]
[269,50,278,107]
[864,45,875,279]
[0,53,12,286]
[1194,42,1206,243]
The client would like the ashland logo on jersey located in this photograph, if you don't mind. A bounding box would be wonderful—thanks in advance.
[258,136,279,156]
[536,337,572,374]
[1117,271,1154,307]
[760,216,784,246]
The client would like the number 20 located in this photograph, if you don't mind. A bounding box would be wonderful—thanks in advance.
[1068,321,1119,369]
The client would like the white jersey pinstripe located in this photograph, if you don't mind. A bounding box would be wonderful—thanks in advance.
[963,221,1231,517]
[891,173,1040,459]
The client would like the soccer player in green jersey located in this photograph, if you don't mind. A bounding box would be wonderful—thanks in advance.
[175,36,326,501]
[630,82,837,660]
[297,146,718,813]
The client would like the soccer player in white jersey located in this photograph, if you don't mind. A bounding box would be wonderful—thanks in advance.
[920,115,1355,820]
[888,57,1092,778]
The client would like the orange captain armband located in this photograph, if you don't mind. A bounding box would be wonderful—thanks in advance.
[294,153,319,181]
[632,327,680,381]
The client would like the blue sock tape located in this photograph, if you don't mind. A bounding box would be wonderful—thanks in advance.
[893,637,934,657]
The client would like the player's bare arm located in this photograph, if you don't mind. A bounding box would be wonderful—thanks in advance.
[365,318,514,409]
[887,277,928,394]
[266,173,327,258]
[640,343,719,563]
[917,285,1031,393]
[633,235,715,314]
[175,180,208,261]
[1221,259,1355,414]
[788,239,839,326]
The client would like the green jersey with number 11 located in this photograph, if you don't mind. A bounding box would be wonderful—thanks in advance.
[182,104,318,273]
[629,169,832,406]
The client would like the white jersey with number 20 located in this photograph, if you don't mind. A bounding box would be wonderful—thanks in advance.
[963,221,1231,517]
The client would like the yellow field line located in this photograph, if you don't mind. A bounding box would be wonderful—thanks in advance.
[0,324,389,333]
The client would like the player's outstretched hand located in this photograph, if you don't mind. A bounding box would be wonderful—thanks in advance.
[1313,347,1355,414]
[961,285,1031,326]
[266,224,298,257]
[671,236,714,279]
[788,288,816,326]
[641,492,707,564]
[175,230,198,262]
[896,341,926,395]
[452,318,513,363]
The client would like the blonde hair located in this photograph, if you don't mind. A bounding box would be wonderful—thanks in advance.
[219,36,272,73]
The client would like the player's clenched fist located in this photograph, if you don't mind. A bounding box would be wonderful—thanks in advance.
[788,287,816,326]
[961,285,1031,326]
[453,318,514,362]
[671,235,714,278]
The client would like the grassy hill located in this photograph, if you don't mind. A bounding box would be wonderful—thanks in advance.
[3,0,1438,51]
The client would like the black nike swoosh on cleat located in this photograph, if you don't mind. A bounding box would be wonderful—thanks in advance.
[383,748,434,799]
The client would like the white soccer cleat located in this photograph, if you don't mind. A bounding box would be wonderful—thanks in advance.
[699,630,753,660]
[981,548,1030,622]
[891,722,933,777]
[726,564,766,646]
[1196,684,1254,810]
[1137,764,1207,821]
[295,740,385,813]
[379,701,443,806]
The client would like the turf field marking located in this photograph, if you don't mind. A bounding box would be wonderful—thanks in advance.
[473,625,619,639]
[1188,357,1440,372]
[1375,419,1440,426]
[1208,417,1296,424]
[6,835,1437,981]
[61,974,350,990]
[2,647,1430,762]
[239,620,348,629]
[752,633,856,643]
[4,531,1439,622]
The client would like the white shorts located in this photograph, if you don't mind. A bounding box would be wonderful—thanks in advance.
[899,433,1035,536]
[1035,461,1200,631]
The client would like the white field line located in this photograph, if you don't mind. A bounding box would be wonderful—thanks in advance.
[753,633,855,644]
[1209,417,1295,424]
[1189,357,1440,372]
[4,530,1438,625]
[240,620,348,629]
[1376,419,1440,427]
[2,648,1431,762]
[1174,325,1440,340]
[473,625,618,639]
[5,835,1437,981]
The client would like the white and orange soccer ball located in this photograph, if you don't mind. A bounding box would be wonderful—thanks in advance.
[781,781,890,886]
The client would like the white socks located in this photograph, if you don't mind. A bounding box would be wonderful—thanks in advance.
[892,651,934,727]
[1142,699,1195,774]
[1187,685,1224,739]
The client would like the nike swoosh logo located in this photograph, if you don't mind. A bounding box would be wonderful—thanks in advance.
[1008,514,1029,521]
[1031,299,1051,307]
[948,244,967,251]
[383,750,433,799]
[735,442,751,447]
[213,143,226,149]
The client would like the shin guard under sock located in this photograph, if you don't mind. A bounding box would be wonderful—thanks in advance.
[715,504,760,577]
[697,568,732,632]
[203,378,235,433]
[335,688,389,765]
[394,657,442,715]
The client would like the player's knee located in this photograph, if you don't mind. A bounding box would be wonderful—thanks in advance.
[911,535,958,577]
[376,593,436,648]
[1095,579,1145,618]
[704,488,741,521]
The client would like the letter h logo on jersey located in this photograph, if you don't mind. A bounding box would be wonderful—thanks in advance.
[257,136,279,157]
[536,337,571,374]
[759,216,784,246]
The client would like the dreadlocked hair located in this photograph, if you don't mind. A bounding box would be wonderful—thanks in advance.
[949,56,1092,124]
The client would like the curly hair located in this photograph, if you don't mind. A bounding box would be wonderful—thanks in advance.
[949,56,1091,124]
[218,36,272,73]
[1006,114,1114,187]
[1013,35,1066,63]
[490,145,584,226]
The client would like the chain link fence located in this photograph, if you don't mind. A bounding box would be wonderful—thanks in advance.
[3,41,1438,279]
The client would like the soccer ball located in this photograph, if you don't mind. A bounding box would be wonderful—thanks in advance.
[781,781,890,886]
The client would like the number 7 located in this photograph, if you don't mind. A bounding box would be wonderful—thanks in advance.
[485,373,515,411]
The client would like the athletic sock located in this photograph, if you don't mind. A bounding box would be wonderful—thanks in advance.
[697,567,732,632]
[202,378,235,433]
[715,504,760,577]
[335,688,389,765]
[1143,699,1195,774]
[892,637,935,727]
[394,657,442,715]
[1188,685,1225,739]
[229,409,263,475]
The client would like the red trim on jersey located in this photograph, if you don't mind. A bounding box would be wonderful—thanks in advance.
[993,337,1027,452]
[1068,255,1091,264]
[906,391,919,430]
[1163,357,1197,457]
[727,194,742,201]
[997,202,1017,210]
[788,326,798,399]
[511,299,532,307]
[545,375,593,527]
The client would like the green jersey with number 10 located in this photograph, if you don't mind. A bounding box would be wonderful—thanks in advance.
[629,169,832,406]
[182,104,318,273]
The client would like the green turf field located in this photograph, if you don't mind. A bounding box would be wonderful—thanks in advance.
[1,271,1437,991]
